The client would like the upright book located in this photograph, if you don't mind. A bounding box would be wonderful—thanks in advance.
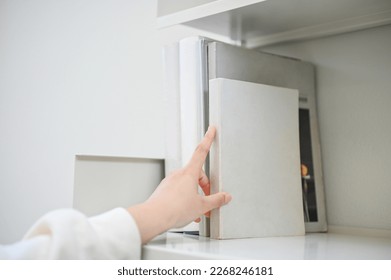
[163,37,209,233]
[208,42,327,233]
[163,37,327,235]
[209,78,305,239]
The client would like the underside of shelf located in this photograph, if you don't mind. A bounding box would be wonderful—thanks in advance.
[158,0,391,48]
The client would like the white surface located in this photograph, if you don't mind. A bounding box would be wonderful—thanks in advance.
[178,37,208,232]
[73,156,164,216]
[162,42,182,174]
[0,0,166,243]
[158,0,217,17]
[143,232,391,259]
[179,37,206,167]
[209,78,304,239]
[261,25,391,231]
[158,0,391,48]
[207,42,327,232]
[1,208,141,260]
[246,9,391,48]
[157,0,265,28]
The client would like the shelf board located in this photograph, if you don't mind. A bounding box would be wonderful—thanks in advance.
[143,232,391,259]
[157,0,391,48]
[157,0,265,29]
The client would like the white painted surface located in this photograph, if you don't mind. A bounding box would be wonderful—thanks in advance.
[157,0,217,17]
[0,0,168,244]
[162,42,182,174]
[262,24,391,231]
[158,0,391,48]
[143,232,391,259]
[73,156,164,216]
[157,0,264,28]
[246,9,391,48]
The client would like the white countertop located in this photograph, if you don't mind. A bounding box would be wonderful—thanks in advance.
[142,232,391,260]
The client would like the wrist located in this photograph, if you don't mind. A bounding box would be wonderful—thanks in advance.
[127,200,174,244]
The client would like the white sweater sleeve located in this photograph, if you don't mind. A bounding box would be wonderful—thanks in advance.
[0,208,142,259]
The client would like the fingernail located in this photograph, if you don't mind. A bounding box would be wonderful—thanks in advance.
[206,126,215,136]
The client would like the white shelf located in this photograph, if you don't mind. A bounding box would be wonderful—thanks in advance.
[157,0,391,48]
[155,0,391,261]
[157,0,264,29]
[143,232,391,260]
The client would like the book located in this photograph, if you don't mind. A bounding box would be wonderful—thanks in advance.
[163,37,209,232]
[209,78,305,239]
[207,41,327,232]
[179,37,207,169]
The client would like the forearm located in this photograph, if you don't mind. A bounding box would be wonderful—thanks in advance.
[127,200,175,244]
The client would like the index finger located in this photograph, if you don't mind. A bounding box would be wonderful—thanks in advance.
[185,126,216,176]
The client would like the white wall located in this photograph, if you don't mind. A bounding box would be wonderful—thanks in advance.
[262,25,391,231]
[0,0,226,244]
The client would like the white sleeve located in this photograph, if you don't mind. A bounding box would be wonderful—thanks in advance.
[0,208,142,259]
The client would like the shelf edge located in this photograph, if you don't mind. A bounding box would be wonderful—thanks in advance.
[157,0,265,29]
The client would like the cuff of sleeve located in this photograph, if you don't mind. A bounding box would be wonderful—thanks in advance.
[89,208,142,259]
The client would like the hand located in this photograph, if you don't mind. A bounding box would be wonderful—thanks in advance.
[128,126,232,244]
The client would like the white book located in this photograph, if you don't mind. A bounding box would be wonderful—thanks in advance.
[207,41,327,233]
[209,78,305,239]
[179,37,206,167]
[169,37,207,232]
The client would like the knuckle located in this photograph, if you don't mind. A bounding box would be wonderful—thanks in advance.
[181,167,196,179]
[195,143,207,154]
[215,194,225,207]
[167,169,184,180]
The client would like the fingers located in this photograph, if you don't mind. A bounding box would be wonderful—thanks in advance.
[202,192,232,214]
[185,126,216,177]
[198,169,210,196]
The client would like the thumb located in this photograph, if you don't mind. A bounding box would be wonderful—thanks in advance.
[202,192,232,213]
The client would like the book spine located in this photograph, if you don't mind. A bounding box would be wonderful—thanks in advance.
[179,37,205,165]
[209,79,222,239]
[179,37,205,232]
